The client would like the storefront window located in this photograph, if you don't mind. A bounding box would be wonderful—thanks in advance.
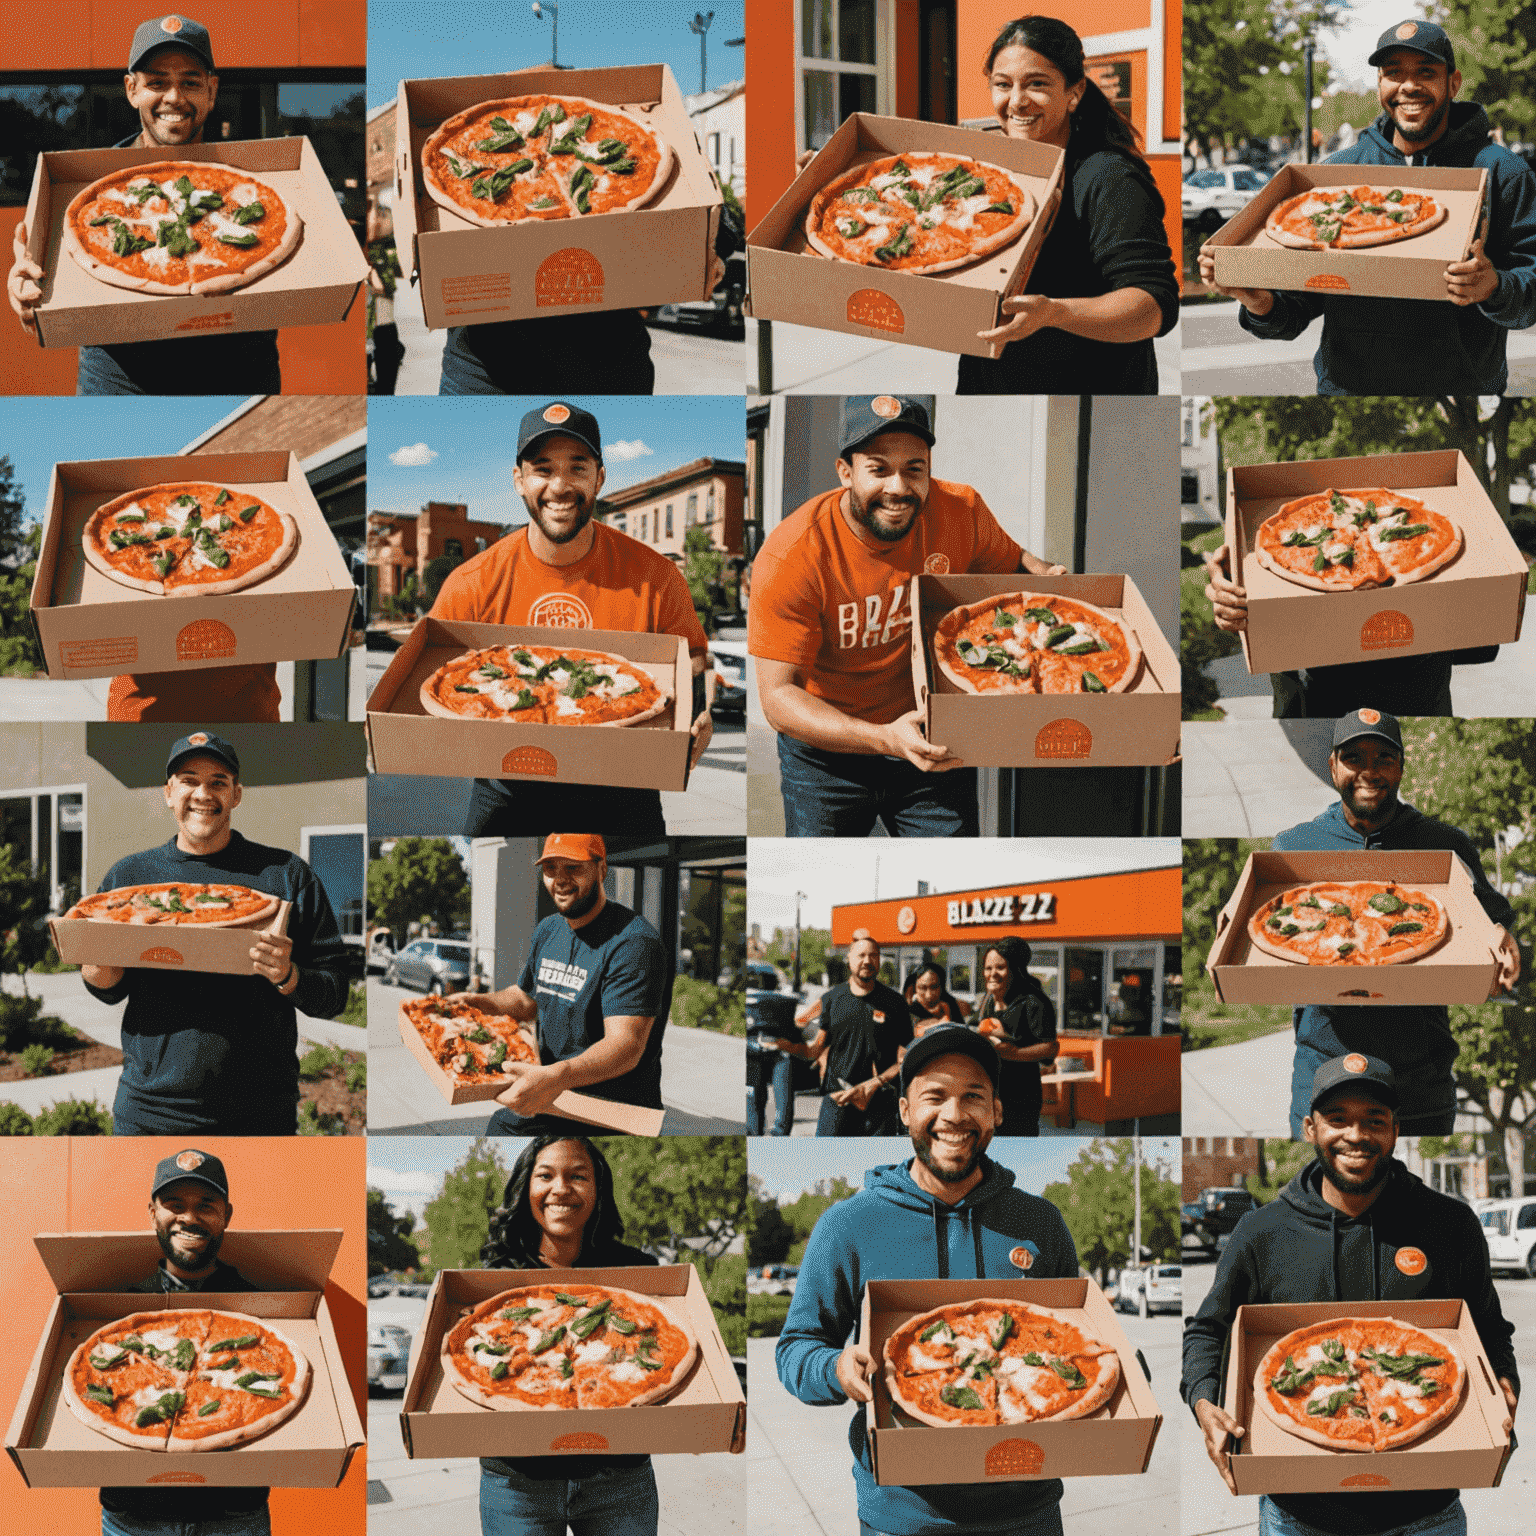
[1063,948,1105,1033]
[798,0,882,150]
[947,945,974,1001]
[1162,944,1182,1033]
[1027,946,1060,1013]
[1108,947,1157,1036]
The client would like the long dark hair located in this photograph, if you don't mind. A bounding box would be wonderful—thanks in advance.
[977,936,1038,1013]
[903,961,963,1022]
[480,1136,628,1270]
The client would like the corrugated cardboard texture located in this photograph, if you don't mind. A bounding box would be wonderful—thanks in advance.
[911,574,1181,767]
[27,139,368,348]
[1223,1300,1509,1493]
[31,451,356,678]
[1206,850,1501,1005]
[48,899,290,976]
[395,65,722,328]
[747,114,1063,358]
[1207,165,1485,301]
[861,1278,1161,1485]
[1226,449,1527,675]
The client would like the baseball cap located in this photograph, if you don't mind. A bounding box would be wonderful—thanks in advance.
[1367,19,1455,69]
[838,396,936,459]
[517,402,602,464]
[1309,1053,1400,1114]
[533,834,607,866]
[899,1023,1002,1093]
[129,14,217,73]
[166,731,240,779]
[151,1148,230,1201]
[1331,708,1403,753]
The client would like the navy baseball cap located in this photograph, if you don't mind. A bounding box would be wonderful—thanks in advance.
[1368,19,1455,70]
[900,1023,1002,1093]
[1310,1053,1400,1114]
[838,395,936,459]
[1331,708,1403,753]
[517,402,602,464]
[129,14,217,73]
[166,731,240,779]
[151,1148,230,1201]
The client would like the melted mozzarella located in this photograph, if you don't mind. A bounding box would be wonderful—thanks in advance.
[141,246,173,272]
[196,1366,249,1392]
[609,1361,647,1384]
[573,1339,611,1366]
[517,1365,567,1394]
[232,183,261,206]
[205,209,248,240]
[514,111,538,134]
[946,192,995,232]
[907,165,938,187]
[185,246,225,270]
[553,692,583,717]
[187,540,223,570]
[995,1358,1056,1418]
[1001,637,1030,661]
[132,1384,171,1407]
[139,1328,187,1355]
[1374,1376,1434,1404]
[115,501,147,523]
[907,1340,956,1373]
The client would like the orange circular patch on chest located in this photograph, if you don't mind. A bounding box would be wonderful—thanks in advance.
[1394,1247,1427,1276]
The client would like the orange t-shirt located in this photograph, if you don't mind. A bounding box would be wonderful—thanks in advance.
[108,665,281,723]
[748,480,1021,724]
[430,523,708,654]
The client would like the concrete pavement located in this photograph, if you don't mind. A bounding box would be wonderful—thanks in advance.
[1181,721,1337,838]
[1181,1028,1295,1139]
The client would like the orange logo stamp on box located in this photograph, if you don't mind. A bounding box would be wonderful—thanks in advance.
[847,288,905,333]
[1035,720,1093,760]
[897,905,916,934]
[502,746,558,777]
[177,619,237,662]
[1341,1472,1392,1488]
[140,947,184,965]
[148,1471,207,1483]
[527,592,593,628]
[175,311,235,332]
[550,1432,609,1451]
[1395,1246,1428,1276]
[1343,1053,1369,1073]
[924,553,951,575]
[1305,274,1352,291]
[1362,610,1414,650]
[535,248,604,307]
[985,1439,1045,1476]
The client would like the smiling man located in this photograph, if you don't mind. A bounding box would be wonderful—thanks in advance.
[1183,1055,1518,1536]
[1269,708,1520,1135]
[79,731,350,1135]
[777,1025,1079,1536]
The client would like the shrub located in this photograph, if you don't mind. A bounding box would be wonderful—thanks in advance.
[299,1042,345,1079]
[0,991,45,1051]
[337,983,367,1027]
[669,977,748,1035]
[19,1044,55,1077]
[297,1101,348,1135]
[33,1098,113,1135]
[345,1059,367,1092]
[0,1101,35,1135]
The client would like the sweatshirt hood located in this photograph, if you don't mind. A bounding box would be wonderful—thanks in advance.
[1359,100,1492,165]
[864,1156,1018,1278]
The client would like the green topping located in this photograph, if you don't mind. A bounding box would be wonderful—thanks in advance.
[940,1383,984,1411]
[919,1320,951,1343]
[992,1313,1014,1349]
[558,1352,574,1379]
[836,218,868,238]
[983,201,1014,215]
[173,1338,195,1371]
[1387,921,1425,936]
[1023,607,1058,623]
[235,1371,280,1388]
[445,152,486,179]
[842,187,883,205]
[1378,522,1432,542]
[1313,549,1328,572]
[890,159,911,177]
[109,529,152,549]
[992,609,1017,628]
[554,1292,587,1305]
[1368,893,1406,915]
[548,113,596,154]
[500,1307,539,1322]
[218,231,260,248]
[158,221,197,258]
[90,1347,129,1369]
[532,1326,566,1355]
[174,174,195,199]
[473,117,526,152]
[1338,943,1356,957]
[463,1025,493,1044]
[85,1384,115,1405]
[213,489,230,506]
[194,531,231,568]
[134,1391,184,1427]
[246,1387,283,1398]
[89,215,114,226]
[110,220,154,257]
[1385,188,1404,203]
[873,223,914,263]
[1307,1388,1359,1417]
[608,1315,637,1335]
[472,162,533,200]
[454,684,480,694]
[240,505,260,521]
[490,1360,509,1380]
[199,1399,221,1416]
[1057,640,1101,656]
[1051,1359,1088,1389]
[569,164,597,214]
[1022,1352,1046,1367]
[119,1336,146,1352]
[572,1303,612,1339]
[233,201,265,225]
[212,514,233,532]
[1350,1405,1369,1417]
[513,688,538,711]
[1082,672,1106,693]
[530,196,560,209]
[474,1342,510,1356]
[1043,623,1077,649]
[1327,903,1352,916]
[115,507,145,523]
[486,1041,507,1070]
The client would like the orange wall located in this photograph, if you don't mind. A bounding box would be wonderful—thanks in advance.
[744,0,797,230]
[0,1137,365,1530]
[1049,1035,1181,1123]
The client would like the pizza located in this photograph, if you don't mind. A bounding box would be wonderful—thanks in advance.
[1254,1317,1465,1451]
[421,95,672,226]
[1264,185,1448,250]
[400,996,538,1086]
[441,1283,697,1411]
[932,592,1142,695]
[65,883,280,927]
[81,482,299,597]
[62,1309,309,1451]
[1248,881,1449,966]
[805,152,1035,275]
[882,1299,1120,1427]
[1253,488,1462,592]
[63,162,302,295]
[419,644,673,726]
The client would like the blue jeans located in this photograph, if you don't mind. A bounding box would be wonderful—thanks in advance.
[480,1457,658,1536]
[1259,1495,1464,1536]
[747,1047,795,1135]
[858,1498,1064,1536]
[103,1513,271,1536]
[776,735,978,838]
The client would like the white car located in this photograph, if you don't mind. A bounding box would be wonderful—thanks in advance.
[1183,166,1271,235]
[1476,1196,1536,1277]
[367,1323,411,1393]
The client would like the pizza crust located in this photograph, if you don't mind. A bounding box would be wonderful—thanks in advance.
[932,592,1143,695]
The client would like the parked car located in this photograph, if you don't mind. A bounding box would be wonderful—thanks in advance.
[711,638,747,720]
[650,249,746,337]
[747,964,817,1094]
[1116,1264,1182,1315]
[759,1264,800,1296]
[1476,1196,1536,1277]
[367,1323,412,1393]
[385,938,471,995]
[365,928,395,976]
[1182,165,1271,235]
[1182,1185,1257,1256]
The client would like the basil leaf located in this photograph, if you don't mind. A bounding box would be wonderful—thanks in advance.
[240,505,260,522]
[837,218,867,238]
[1386,188,1404,203]
[500,1306,538,1322]
[940,1383,984,1411]
[919,1320,951,1343]
[873,223,914,263]
[1082,671,1106,693]
[608,1315,637,1335]
[1050,1358,1088,1388]
[86,1384,115,1405]
[218,231,260,248]
[983,201,1014,214]
[199,1399,221,1416]
[554,1292,587,1306]
[1023,607,1058,623]
[1387,921,1425,936]
[490,1359,509,1380]
[454,684,480,694]
[160,222,197,258]
[1368,893,1406,914]
[532,1326,566,1354]
[89,214,114,226]
[992,1312,1014,1349]
[233,201,266,225]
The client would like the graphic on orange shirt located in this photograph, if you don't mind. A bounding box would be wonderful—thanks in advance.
[836,582,912,651]
[528,592,594,628]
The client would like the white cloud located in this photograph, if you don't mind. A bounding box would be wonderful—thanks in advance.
[389,442,439,466]
[368,1167,438,1195]
[606,439,654,462]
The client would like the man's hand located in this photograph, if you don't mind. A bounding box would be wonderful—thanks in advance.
[1491,927,1521,994]
[1193,1398,1243,1495]
[880,710,963,773]
[446,989,508,1013]
[689,706,714,770]
[707,254,726,293]
[1197,244,1275,315]
[9,218,44,335]
[1498,1376,1517,1434]
[1021,549,1067,578]
[82,963,125,989]
[835,1342,877,1403]
[494,1061,567,1117]
[831,1078,879,1111]
[979,293,1064,346]
[1445,237,1498,308]
[250,932,295,988]
[1204,543,1249,634]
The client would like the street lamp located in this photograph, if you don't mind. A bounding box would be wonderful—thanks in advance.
[793,890,806,990]
[532,1,559,68]
[689,10,714,94]
[1303,40,1316,163]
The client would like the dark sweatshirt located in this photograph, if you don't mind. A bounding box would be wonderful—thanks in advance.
[1271,799,1514,1132]
[1181,1157,1518,1534]
[82,831,350,1133]
[1239,104,1536,394]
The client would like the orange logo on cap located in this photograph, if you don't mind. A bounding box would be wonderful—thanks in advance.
[1395,1247,1427,1275]
[872,395,902,418]
[176,1151,204,1170]
[188,732,209,745]
[542,404,571,424]
[1343,1053,1369,1073]
[528,592,593,628]
[1395,22,1418,38]
[897,905,916,934]
[985,1439,1044,1476]
[1009,1246,1035,1270]
[161,15,184,32]
[924,553,951,575]
[1358,709,1381,725]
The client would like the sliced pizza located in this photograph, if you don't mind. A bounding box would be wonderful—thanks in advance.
[1264,185,1447,250]
[1252,488,1461,592]
[400,997,539,1087]
[64,883,280,927]
[1248,881,1449,966]
[419,644,673,726]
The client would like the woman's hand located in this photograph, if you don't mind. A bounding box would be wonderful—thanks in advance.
[1020,548,1067,577]
[8,219,44,334]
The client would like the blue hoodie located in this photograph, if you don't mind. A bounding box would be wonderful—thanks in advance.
[775,1157,1079,1534]
[1240,103,1536,394]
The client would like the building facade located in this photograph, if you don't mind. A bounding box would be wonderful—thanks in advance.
[599,458,747,563]
[368,502,506,605]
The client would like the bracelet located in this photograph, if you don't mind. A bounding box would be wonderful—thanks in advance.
[277,964,297,994]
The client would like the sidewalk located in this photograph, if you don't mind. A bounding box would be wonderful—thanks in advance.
[1180,1028,1294,1138]
[1181,721,1336,837]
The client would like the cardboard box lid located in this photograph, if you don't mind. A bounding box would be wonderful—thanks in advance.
[33,1230,344,1294]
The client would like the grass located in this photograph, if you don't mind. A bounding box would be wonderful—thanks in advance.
[336,983,367,1028]
[748,1293,793,1338]
[1180,975,1293,1052]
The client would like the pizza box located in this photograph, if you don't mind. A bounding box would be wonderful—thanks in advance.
[398,1264,745,1459]
[1218,1299,1511,1494]
[910,573,1181,767]
[23,137,368,349]
[1226,448,1527,676]
[365,616,694,792]
[395,999,666,1133]
[395,63,723,329]
[1205,163,1487,302]
[1206,849,1501,1006]
[5,1229,364,1488]
[47,898,291,977]
[746,114,1064,359]
[860,1278,1161,1485]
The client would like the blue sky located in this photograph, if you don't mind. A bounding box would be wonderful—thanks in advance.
[367,0,746,112]
[368,396,745,525]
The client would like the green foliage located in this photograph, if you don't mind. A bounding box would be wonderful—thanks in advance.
[0,1101,35,1135]
[298,1042,347,1079]
[421,554,461,607]
[670,975,746,1034]
[596,1136,745,1255]
[1447,1002,1536,1166]
[19,1043,54,1077]
[32,1097,113,1135]
[683,524,727,636]
[424,1139,508,1270]
[0,459,43,676]
[747,1293,792,1338]
[368,1186,421,1276]
[336,983,367,1028]
[0,842,56,978]
[345,1058,367,1092]
[746,1176,796,1266]
[367,838,471,945]
[1041,1141,1180,1280]
[1182,839,1268,962]
[774,1177,859,1249]
[297,1101,348,1135]
[27,947,77,975]
[1180,538,1238,719]
[1439,0,1536,139]
[0,991,77,1053]
[1247,1140,1314,1204]
[366,238,402,298]
[761,926,837,986]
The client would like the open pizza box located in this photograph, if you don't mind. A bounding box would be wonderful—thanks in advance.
[910,573,1181,767]
[399,1264,744,1459]
[1225,448,1527,676]
[5,1229,365,1488]
[23,138,368,349]
[365,616,695,792]
[1219,1299,1511,1494]
[30,451,358,680]
[395,1000,666,1133]
[747,113,1064,359]
[1206,849,1501,1006]
[1205,164,1487,302]
[861,1278,1161,1486]
[395,63,723,329]
[48,897,290,977]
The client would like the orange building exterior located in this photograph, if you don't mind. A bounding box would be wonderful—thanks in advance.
[368,501,506,604]
[598,458,747,563]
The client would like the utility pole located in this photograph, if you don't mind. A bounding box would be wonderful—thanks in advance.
[689,11,714,94]
[1132,1128,1142,1265]
[532,1,559,68]
[793,890,805,990]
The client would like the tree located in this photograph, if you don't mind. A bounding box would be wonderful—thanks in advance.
[367,838,470,944]
[1246,1140,1314,1204]
[1182,839,1267,957]
[746,1176,796,1266]
[1438,0,1536,140]
[0,452,43,673]
[421,554,461,606]
[423,1140,508,1271]
[762,925,837,986]
[0,844,67,1051]
[595,1136,746,1257]
[682,524,726,636]
[1041,1141,1180,1281]
[368,1187,420,1276]
[1447,1003,1536,1200]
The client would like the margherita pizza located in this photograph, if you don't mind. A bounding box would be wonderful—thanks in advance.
[1264,186,1447,250]
[805,152,1035,275]
[932,592,1142,695]
[65,883,280,927]
[64,162,302,295]
[420,645,673,726]
[422,95,672,225]
[62,1309,309,1451]
[82,482,298,597]
[400,997,538,1087]
[1255,1317,1465,1451]
[882,1299,1120,1427]
[1248,881,1449,966]
[1253,488,1461,592]
[441,1283,697,1411]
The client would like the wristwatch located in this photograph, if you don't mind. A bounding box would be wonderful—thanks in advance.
[276,964,299,996]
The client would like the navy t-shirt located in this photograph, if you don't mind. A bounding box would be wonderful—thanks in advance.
[818,982,913,1088]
